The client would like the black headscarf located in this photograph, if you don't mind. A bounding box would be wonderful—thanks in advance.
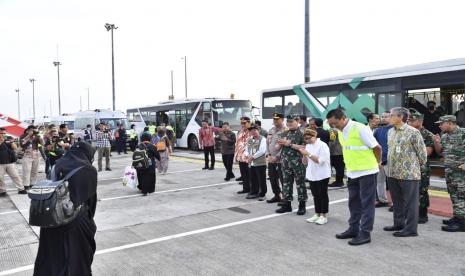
[53,142,98,207]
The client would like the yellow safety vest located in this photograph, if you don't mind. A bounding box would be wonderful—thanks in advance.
[149,125,156,135]
[338,122,378,172]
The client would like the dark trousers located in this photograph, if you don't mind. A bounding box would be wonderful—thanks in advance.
[268,162,282,195]
[203,146,215,168]
[330,155,345,184]
[388,177,419,233]
[309,178,330,214]
[347,173,377,235]
[117,139,127,154]
[130,138,137,151]
[222,154,235,178]
[250,165,267,196]
[239,161,250,192]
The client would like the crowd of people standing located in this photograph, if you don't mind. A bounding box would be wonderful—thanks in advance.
[199,106,465,246]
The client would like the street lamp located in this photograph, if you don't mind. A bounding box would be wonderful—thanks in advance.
[53,61,62,115]
[304,0,310,83]
[15,89,20,120]
[105,23,118,111]
[29,78,36,122]
[181,56,187,99]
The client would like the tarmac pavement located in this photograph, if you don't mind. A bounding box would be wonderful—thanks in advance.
[0,152,464,276]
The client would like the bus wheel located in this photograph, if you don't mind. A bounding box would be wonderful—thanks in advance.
[189,135,199,151]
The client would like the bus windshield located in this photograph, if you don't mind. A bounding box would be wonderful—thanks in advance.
[100,118,129,129]
[212,100,252,129]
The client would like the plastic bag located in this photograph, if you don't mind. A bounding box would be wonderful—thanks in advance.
[123,166,138,189]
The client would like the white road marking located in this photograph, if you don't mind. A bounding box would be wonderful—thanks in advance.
[99,181,239,201]
[0,198,348,276]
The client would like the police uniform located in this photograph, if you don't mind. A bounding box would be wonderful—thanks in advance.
[276,116,307,214]
[438,115,465,231]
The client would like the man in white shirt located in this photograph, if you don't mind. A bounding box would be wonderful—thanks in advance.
[327,109,382,246]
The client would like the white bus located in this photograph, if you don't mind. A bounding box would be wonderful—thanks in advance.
[127,98,253,150]
[50,114,75,133]
[73,109,129,142]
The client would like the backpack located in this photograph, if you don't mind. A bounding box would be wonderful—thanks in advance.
[153,135,167,152]
[28,166,84,228]
[132,143,150,169]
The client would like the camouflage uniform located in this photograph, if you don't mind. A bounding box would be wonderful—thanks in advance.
[441,126,465,219]
[419,127,434,209]
[280,128,307,202]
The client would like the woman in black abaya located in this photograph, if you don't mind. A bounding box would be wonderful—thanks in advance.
[33,142,98,276]
[137,133,160,195]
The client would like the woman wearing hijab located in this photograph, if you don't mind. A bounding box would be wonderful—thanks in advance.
[137,132,160,195]
[33,142,98,276]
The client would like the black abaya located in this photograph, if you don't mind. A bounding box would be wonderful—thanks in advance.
[136,142,160,194]
[33,142,98,276]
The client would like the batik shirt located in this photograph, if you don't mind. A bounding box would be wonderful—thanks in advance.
[387,124,427,180]
[234,128,251,163]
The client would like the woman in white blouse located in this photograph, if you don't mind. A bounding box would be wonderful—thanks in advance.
[299,129,332,225]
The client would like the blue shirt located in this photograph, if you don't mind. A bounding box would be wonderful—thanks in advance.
[373,125,393,163]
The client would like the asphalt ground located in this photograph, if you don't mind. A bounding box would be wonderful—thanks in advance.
[0,152,464,276]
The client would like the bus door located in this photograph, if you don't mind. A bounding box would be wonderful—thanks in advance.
[202,102,212,124]
[156,111,169,126]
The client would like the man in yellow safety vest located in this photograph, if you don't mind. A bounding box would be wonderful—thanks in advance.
[326,109,382,246]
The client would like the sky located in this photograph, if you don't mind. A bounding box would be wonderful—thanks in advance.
[1,0,465,120]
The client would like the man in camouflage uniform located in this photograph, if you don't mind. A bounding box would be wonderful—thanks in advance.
[275,116,307,215]
[433,115,465,232]
[408,111,435,223]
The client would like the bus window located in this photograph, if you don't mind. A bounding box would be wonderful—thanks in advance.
[212,100,252,129]
[175,109,188,138]
[195,104,204,125]
[378,92,402,114]
[263,96,283,119]
[284,95,302,117]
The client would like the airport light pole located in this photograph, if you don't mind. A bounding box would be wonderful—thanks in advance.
[15,89,20,120]
[53,61,62,115]
[29,78,36,121]
[105,23,118,111]
[304,0,310,83]
[182,56,187,99]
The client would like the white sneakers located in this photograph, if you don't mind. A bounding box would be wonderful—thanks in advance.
[306,214,328,225]
[315,216,328,225]
[306,214,320,223]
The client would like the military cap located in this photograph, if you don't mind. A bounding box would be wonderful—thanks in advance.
[273,113,284,119]
[409,112,424,120]
[435,115,457,124]
[248,124,259,131]
[286,115,298,121]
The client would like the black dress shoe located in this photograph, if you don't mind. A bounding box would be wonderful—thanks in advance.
[266,197,281,204]
[246,194,259,199]
[237,190,249,194]
[236,177,243,181]
[443,217,457,225]
[383,225,404,232]
[393,231,418,237]
[0,192,7,197]
[388,206,394,212]
[202,167,209,170]
[418,216,428,224]
[208,167,214,170]
[105,168,112,171]
[18,190,28,194]
[328,182,344,188]
[335,229,358,239]
[348,235,371,246]
[375,201,389,208]
[24,186,31,191]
